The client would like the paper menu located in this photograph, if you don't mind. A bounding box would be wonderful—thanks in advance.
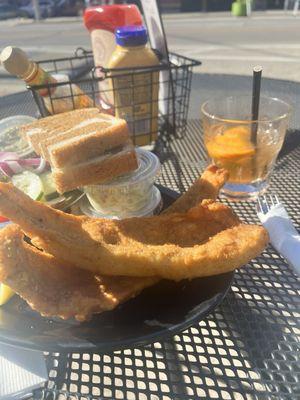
[140,0,173,123]
[140,0,169,61]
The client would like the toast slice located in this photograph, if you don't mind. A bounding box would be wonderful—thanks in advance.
[52,144,138,193]
[20,108,138,193]
[47,117,129,168]
[20,108,102,154]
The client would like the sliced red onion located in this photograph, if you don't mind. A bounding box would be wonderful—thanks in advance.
[0,152,49,177]
[0,162,14,177]
[0,152,20,162]
[34,158,48,174]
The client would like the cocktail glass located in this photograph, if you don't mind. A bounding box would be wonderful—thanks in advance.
[201,95,291,200]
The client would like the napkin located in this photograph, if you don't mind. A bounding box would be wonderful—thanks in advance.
[0,343,48,400]
[257,203,300,275]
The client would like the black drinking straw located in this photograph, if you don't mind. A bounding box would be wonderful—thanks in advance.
[251,66,262,144]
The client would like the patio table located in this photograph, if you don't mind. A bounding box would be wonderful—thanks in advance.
[0,92,299,400]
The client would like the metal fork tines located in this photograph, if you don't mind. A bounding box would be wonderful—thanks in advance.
[257,194,280,214]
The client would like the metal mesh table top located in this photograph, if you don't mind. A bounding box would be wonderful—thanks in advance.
[29,120,299,400]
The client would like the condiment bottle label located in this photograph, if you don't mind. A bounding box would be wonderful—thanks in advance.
[26,65,57,97]
[44,84,94,114]
[112,71,159,145]
[27,66,94,113]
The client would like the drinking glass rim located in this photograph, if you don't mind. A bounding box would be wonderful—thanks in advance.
[201,95,292,124]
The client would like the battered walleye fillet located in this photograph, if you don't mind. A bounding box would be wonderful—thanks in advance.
[0,182,268,280]
[0,166,231,320]
[163,165,229,214]
[0,224,158,321]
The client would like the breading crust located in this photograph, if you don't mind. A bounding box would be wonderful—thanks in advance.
[0,183,268,280]
[0,225,157,321]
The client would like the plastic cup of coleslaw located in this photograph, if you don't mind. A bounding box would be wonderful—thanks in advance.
[83,148,162,219]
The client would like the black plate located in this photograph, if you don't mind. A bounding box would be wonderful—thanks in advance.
[0,186,234,353]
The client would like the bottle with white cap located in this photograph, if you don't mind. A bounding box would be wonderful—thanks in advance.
[0,46,94,114]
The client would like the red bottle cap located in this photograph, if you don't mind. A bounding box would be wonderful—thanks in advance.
[83,4,142,34]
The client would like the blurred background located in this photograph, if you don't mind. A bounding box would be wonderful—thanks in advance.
[0,1,289,18]
[1,0,300,125]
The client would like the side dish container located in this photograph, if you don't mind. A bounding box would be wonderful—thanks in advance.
[83,148,162,219]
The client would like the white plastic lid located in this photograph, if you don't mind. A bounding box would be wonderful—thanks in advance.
[80,186,162,219]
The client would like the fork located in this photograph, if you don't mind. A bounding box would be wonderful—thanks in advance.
[257,194,280,215]
[256,193,300,275]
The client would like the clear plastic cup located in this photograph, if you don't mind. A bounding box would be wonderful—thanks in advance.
[83,148,162,218]
[0,115,36,158]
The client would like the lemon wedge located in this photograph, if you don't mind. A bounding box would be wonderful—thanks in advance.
[206,126,255,161]
[0,283,15,306]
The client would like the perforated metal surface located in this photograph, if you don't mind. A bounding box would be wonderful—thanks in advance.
[32,121,300,400]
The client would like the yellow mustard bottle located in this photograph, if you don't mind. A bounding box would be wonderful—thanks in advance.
[108,26,159,146]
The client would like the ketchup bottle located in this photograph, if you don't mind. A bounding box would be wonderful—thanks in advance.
[83,4,142,107]
[84,5,142,74]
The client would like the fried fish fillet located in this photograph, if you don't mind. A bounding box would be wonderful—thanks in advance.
[163,165,229,214]
[0,183,268,280]
[0,224,158,321]
[0,166,230,321]
[0,165,228,320]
